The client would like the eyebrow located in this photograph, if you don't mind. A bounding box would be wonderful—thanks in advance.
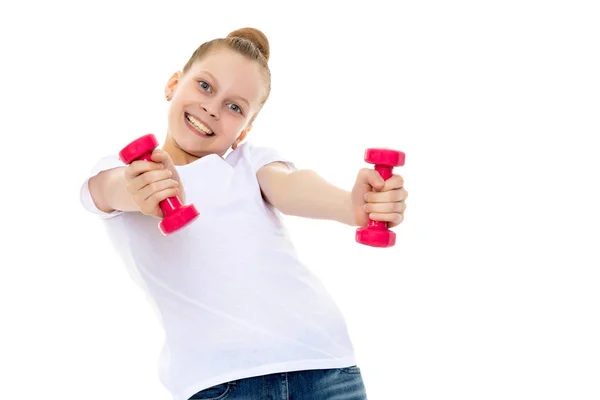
[201,71,250,108]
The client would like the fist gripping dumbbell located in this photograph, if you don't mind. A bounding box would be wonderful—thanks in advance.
[355,148,406,248]
[118,133,200,235]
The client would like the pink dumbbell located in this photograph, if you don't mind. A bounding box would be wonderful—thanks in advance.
[118,133,200,235]
[355,148,406,248]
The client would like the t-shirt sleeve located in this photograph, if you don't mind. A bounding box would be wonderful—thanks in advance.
[244,142,297,174]
[79,154,127,219]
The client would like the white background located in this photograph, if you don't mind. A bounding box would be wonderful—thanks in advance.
[1,1,599,399]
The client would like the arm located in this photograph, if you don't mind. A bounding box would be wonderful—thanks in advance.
[256,162,357,226]
[88,150,184,216]
[88,167,139,213]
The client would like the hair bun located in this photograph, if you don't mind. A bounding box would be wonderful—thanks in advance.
[227,27,270,61]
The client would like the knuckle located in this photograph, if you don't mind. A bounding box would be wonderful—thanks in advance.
[149,182,160,192]
[152,190,165,201]
[130,161,142,172]
[144,172,155,184]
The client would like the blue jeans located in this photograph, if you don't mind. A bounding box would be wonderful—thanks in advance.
[189,366,368,399]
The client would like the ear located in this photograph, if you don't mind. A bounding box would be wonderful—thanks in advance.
[232,125,251,149]
[239,125,251,141]
[164,71,182,100]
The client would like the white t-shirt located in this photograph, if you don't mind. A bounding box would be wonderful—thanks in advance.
[79,141,357,400]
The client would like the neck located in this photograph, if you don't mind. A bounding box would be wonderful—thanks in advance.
[161,134,202,166]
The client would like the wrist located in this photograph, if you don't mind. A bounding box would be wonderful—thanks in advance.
[333,189,357,227]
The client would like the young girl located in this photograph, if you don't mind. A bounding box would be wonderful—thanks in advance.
[80,27,407,400]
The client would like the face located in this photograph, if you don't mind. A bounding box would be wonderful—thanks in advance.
[164,48,266,164]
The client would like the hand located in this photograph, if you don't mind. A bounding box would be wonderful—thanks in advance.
[124,149,184,218]
[351,168,408,228]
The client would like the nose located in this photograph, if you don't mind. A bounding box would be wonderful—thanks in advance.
[201,103,219,119]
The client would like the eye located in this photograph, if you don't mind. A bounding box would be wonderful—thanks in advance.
[228,103,242,114]
[198,81,211,92]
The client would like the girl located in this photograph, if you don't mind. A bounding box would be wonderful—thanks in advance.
[81,27,407,400]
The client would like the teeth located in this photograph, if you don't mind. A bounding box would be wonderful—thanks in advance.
[186,114,213,135]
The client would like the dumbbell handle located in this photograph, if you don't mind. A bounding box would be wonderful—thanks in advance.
[367,164,394,231]
[134,151,183,217]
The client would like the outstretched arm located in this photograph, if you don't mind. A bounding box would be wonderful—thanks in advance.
[256,162,408,227]
[256,162,356,225]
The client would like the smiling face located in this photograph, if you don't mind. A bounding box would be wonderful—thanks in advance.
[163,47,268,164]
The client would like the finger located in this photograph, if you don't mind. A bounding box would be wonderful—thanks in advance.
[148,187,180,206]
[369,212,404,226]
[137,178,179,201]
[365,188,408,203]
[140,187,180,216]
[387,213,405,228]
[124,160,163,179]
[150,149,164,162]
[364,201,406,214]
[358,168,385,191]
[381,174,404,191]
[150,149,173,167]
[127,169,173,193]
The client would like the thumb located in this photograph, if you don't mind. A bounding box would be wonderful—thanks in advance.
[358,168,385,191]
[150,149,171,165]
[151,150,182,180]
